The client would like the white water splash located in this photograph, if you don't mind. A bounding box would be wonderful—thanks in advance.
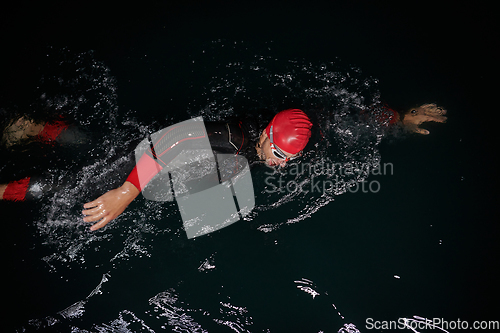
[149,290,208,332]
[19,272,111,330]
[294,277,321,299]
[338,323,361,333]
[198,252,217,272]
[213,301,254,333]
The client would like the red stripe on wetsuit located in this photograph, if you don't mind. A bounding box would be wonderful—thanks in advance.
[126,154,163,192]
[126,121,210,191]
[126,131,207,191]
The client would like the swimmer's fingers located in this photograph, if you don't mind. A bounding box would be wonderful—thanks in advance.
[415,115,447,135]
[82,206,108,223]
[422,104,447,123]
[414,127,430,135]
[90,215,113,231]
[422,114,447,124]
[82,184,139,231]
[421,104,447,116]
[82,206,114,230]
[429,115,447,123]
[82,204,102,215]
[83,199,100,209]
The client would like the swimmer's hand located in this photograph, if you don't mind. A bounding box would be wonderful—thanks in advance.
[82,181,140,231]
[402,103,447,135]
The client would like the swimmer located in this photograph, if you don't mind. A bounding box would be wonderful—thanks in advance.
[82,109,313,230]
[80,104,446,230]
[0,104,447,231]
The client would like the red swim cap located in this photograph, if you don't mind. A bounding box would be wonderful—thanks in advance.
[265,109,312,155]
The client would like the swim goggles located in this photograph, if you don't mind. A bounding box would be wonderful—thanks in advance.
[269,125,301,162]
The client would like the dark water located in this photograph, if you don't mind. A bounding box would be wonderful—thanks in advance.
[2,2,497,332]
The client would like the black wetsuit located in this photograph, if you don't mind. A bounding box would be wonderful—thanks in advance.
[126,120,258,192]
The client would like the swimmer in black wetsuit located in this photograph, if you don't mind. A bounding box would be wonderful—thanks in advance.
[0,104,447,231]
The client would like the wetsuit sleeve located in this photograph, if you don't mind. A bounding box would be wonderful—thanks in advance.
[126,154,163,191]
[125,120,209,192]
[375,105,400,125]
[360,105,400,126]
[384,106,400,125]
[125,121,249,192]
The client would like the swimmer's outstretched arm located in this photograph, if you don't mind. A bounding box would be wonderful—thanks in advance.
[82,181,139,231]
[84,120,210,231]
